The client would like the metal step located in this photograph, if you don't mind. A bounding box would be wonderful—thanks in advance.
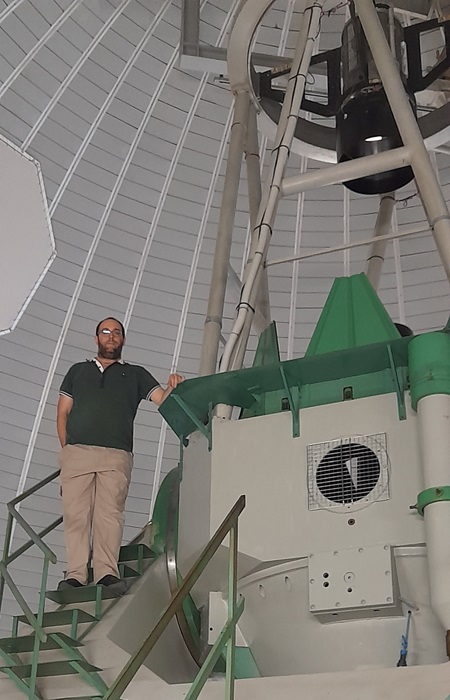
[119,542,154,562]
[85,563,139,583]
[15,609,97,628]
[0,659,101,679]
[0,632,82,654]
[46,584,121,605]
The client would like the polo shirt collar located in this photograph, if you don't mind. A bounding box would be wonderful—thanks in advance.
[91,357,124,373]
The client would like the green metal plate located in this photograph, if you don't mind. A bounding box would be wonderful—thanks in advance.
[0,659,100,678]
[159,336,412,439]
[0,632,82,654]
[15,609,97,628]
[231,647,261,679]
[151,468,178,556]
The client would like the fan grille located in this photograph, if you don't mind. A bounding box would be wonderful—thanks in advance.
[307,434,389,511]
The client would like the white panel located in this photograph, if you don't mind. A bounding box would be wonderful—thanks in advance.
[211,394,424,561]
[0,136,55,333]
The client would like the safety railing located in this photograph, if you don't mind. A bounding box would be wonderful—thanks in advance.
[103,494,246,700]
[0,468,62,698]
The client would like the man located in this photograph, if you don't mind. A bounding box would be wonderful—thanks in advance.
[56,317,183,595]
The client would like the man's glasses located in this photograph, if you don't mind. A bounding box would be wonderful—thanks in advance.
[99,328,123,337]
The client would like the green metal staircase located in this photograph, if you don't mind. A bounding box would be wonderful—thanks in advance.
[0,461,246,700]
[0,541,156,699]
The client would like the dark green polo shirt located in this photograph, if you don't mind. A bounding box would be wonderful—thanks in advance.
[60,360,160,452]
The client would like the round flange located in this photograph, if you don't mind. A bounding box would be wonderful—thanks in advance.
[414,486,450,516]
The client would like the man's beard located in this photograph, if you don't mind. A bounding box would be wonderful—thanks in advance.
[98,343,123,360]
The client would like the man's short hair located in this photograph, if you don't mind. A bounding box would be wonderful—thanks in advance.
[96,317,126,338]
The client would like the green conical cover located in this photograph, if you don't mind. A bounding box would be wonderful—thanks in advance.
[305,273,400,357]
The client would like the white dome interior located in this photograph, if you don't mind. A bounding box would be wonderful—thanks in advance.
[0,0,449,632]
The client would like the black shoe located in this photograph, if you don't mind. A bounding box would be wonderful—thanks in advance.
[96,575,127,596]
[57,578,84,591]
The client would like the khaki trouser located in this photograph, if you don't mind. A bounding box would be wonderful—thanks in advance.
[59,444,132,584]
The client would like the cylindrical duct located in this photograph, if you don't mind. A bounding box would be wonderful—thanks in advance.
[337,4,416,195]
[409,333,450,631]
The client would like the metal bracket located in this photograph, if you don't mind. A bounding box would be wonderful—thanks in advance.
[412,486,450,516]
[279,365,300,438]
[171,394,212,451]
[387,344,406,421]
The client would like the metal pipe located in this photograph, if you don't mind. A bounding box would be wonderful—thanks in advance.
[199,91,250,376]
[355,0,450,282]
[417,394,450,630]
[365,192,396,290]
[409,333,450,633]
[230,101,270,372]
[287,182,306,360]
[225,522,238,700]
[266,222,429,267]
[245,101,262,233]
[227,264,268,333]
[343,187,350,276]
[220,0,324,373]
[281,146,410,197]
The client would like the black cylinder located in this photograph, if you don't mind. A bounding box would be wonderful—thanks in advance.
[336,5,417,195]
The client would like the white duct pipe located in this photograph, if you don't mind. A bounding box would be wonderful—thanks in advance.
[416,394,450,630]
[220,0,325,374]
[230,102,269,372]
[365,192,396,290]
[199,90,251,376]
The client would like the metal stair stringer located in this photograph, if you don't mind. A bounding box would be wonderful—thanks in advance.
[0,542,156,699]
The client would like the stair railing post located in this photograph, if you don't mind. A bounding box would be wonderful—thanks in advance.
[29,555,50,699]
[225,520,238,700]
[0,513,14,618]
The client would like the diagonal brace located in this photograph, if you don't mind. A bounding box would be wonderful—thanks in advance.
[387,344,406,420]
[171,394,212,450]
[279,365,300,437]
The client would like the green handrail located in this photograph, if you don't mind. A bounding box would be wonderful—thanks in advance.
[5,516,63,566]
[0,469,61,619]
[7,506,57,564]
[103,494,246,700]
[0,469,62,699]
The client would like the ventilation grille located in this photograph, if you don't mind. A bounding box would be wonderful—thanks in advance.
[307,434,389,511]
